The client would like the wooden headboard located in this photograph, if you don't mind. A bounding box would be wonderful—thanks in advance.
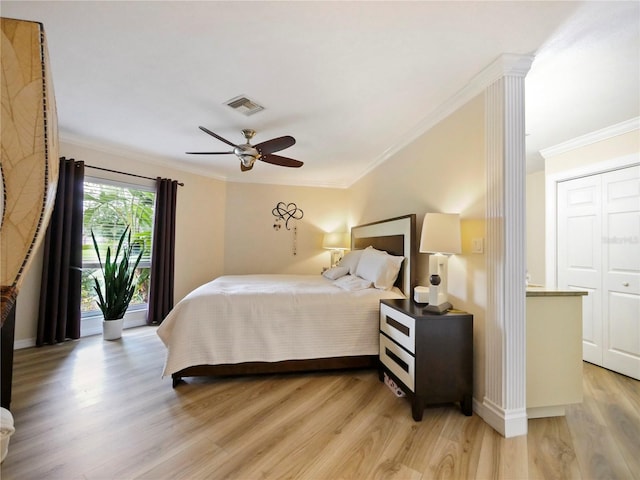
[350,214,416,297]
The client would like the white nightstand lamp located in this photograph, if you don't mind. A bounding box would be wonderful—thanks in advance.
[419,213,461,313]
[323,232,350,267]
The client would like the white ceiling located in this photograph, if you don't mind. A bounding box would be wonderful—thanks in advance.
[2,1,638,188]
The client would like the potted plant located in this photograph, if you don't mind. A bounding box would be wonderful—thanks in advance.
[91,226,144,340]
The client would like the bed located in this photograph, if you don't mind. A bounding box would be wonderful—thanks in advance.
[157,214,416,387]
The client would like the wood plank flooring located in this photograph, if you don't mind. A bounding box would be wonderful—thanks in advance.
[1,326,638,479]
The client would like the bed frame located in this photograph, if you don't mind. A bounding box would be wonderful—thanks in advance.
[171,214,416,387]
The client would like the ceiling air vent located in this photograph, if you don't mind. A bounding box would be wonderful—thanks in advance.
[224,95,264,116]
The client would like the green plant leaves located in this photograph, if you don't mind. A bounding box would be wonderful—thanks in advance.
[91,226,145,320]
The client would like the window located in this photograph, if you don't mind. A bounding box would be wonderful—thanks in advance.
[81,177,155,328]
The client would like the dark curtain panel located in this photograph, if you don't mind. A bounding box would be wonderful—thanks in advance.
[37,157,84,345]
[147,178,178,325]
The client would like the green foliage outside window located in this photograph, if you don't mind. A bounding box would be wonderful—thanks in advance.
[81,181,155,315]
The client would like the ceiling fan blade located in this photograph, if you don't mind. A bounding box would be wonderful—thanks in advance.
[254,136,296,155]
[260,153,304,168]
[198,126,238,148]
[186,151,234,155]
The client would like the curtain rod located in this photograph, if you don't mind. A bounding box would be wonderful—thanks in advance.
[85,165,184,186]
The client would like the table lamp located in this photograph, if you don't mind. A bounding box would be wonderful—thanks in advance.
[419,213,461,313]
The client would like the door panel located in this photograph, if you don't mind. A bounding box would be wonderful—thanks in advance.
[579,286,598,354]
[602,166,640,379]
[557,175,602,364]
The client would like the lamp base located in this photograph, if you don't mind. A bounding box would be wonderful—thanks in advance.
[428,284,449,307]
[329,250,344,268]
[422,301,452,315]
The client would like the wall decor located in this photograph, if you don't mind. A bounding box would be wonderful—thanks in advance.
[271,202,304,230]
[293,225,298,256]
[272,202,304,256]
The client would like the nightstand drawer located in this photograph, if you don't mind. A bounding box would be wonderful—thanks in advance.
[380,303,415,353]
[380,334,415,392]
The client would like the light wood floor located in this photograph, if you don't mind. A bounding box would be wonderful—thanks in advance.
[1,326,638,480]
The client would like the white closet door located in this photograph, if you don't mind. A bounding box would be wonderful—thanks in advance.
[557,165,640,379]
[601,166,640,379]
[557,175,602,365]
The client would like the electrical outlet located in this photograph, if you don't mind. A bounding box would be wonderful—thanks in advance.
[472,238,484,254]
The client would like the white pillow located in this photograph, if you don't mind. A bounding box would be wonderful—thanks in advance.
[355,246,404,290]
[333,274,373,291]
[337,249,363,275]
[322,266,349,280]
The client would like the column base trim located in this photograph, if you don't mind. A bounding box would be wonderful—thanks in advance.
[476,397,528,438]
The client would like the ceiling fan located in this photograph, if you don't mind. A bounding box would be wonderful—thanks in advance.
[186,127,303,172]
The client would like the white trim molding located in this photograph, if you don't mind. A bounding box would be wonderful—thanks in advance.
[61,134,349,190]
[477,398,528,438]
[482,54,533,438]
[14,338,36,350]
[540,117,640,160]
[352,54,536,187]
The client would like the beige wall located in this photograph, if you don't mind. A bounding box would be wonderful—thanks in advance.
[348,94,488,401]
[223,182,349,275]
[526,171,546,286]
[14,141,226,345]
[545,129,639,176]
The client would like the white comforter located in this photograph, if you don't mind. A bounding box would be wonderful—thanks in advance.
[157,274,404,376]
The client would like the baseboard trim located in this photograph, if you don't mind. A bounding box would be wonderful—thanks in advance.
[15,338,36,350]
[14,318,147,350]
[477,397,528,438]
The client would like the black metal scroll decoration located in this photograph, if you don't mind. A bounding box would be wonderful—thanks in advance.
[272,202,304,230]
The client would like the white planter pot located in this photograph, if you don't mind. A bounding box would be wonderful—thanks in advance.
[102,318,124,340]
[1,407,15,463]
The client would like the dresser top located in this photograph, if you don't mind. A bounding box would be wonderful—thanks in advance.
[381,298,471,318]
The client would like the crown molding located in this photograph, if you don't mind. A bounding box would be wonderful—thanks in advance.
[60,132,350,189]
[60,132,229,182]
[540,116,640,159]
[351,53,535,187]
[62,53,537,191]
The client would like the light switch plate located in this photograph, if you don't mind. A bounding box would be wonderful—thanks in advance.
[472,238,484,254]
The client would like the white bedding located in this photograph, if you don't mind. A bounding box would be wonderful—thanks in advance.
[157,274,405,376]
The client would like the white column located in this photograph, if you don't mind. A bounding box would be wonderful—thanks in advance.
[483,54,533,437]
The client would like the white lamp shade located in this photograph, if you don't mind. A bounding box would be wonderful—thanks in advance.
[419,213,461,254]
[323,232,350,250]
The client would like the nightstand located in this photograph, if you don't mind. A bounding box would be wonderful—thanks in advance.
[379,298,473,421]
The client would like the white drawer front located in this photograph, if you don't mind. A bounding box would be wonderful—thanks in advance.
[380,304,415,354]
[380,334,415,392]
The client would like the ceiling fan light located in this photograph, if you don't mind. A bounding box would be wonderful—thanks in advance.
[240,155,255,168]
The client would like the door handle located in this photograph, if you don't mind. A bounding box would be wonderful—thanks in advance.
[623,282,630,287]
